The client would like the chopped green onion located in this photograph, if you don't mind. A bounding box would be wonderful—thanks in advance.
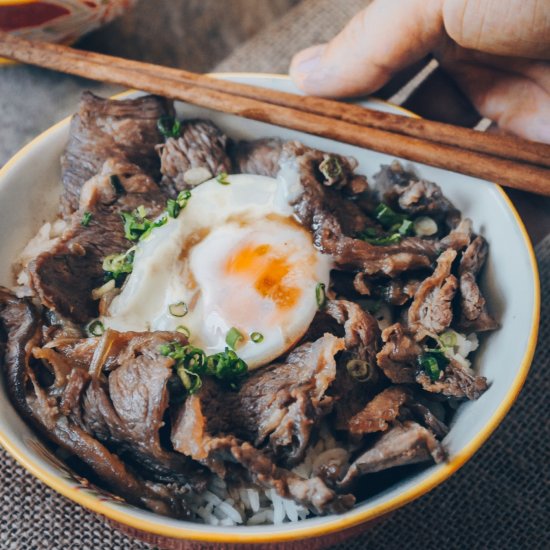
[176,325,191,338]
[166,190,192,219]
[316,282,326,309]
[439,330,457,348]
[417,351,449,381]
[226,327,244,349]
[157,116,182,139]
[87,319,105,337]
[102,248,135,285]
[81,211,92,227]
[359,231,402,245]
[397,219,414,236]
[160,341,248,394]
[250,332,264,344]
[375,203,405,229]
[319,155,342,182]
[346,359,374,382]
[216,172,230,185]
[110,174,124,194]
[169,302,188,317]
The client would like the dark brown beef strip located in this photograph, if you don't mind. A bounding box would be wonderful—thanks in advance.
[227,333,344,465]
[0,289,192,518]
[171,376,355,515]
[347,386,412,436]
[61,92,173,214]
[322,300,382,430]
[28,166,167,323]
[407,248,458,338]
[339,421,445,488]
[230,138,284,177]
[374,162,461,228]
[74,330,206,485]
[416,355,488,400]
[376,323,421,384]
[284,143,439,277]
[456,236,499,332]
[158,120,232,194]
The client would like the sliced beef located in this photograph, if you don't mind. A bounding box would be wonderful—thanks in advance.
[228,333,344,465]
[456,236,499,332]
[284,143,439,277]
[28,166,167,323]
[0,289,192,518]
[171,376,355,515]
[407,249,458,338]
[158,120,231,194]
[374,162,461,228]
[231,138,284,177]
[61,92,172,213]
[416,355,488,400]
[376,323,421,384]
[323,300,382,430]
[339,421,445,487]
[347,386,412,436]
[440,218,473,252]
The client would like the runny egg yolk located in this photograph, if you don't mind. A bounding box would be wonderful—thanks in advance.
[225,244,300,310]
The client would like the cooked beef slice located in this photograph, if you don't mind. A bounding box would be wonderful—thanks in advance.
[61,92,172,213]
[231,138,284,177]
[374,162,460,228]
[0,289,192,518]
[408,248,458,338]
[70,330,206,485]
[322,300,382,429]
[29,167,167,323]
[440,218,473,252]
[284,143,439,277]
[158,120,232,194]
[347,386,413,436]
[376,323,421,384]
[339,421,445,487]
[416,354,488,400]
[171,376,355,515]
[456,236,499,332]
[228,333,344,465]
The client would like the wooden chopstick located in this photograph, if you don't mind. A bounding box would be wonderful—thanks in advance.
[1,32,549,196]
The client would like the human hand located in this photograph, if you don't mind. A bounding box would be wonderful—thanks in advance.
[290,0,550,143]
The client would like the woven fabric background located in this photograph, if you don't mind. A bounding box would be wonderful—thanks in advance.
[1,0,548,548]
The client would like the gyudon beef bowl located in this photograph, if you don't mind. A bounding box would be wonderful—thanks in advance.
[0,76,539,548]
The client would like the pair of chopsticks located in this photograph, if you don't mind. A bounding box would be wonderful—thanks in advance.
[1,32,549,196]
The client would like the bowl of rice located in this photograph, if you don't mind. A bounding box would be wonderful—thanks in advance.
[0,74,539,548]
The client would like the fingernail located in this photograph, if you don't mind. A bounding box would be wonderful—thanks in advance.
[292,45,326,78]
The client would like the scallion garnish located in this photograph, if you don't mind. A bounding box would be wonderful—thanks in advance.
[167,190,192,218]
[176,325,191,337]
[226,327,244,349]
[81,211,92,227]
[358,228,402,245]
[346,359,374,382]
[157,115,182,139]
[316,282,326,309]
[216,172,230,185]
[417,351,449,381]
[169,302,188,317]
[439,330,457,348]
[250,332,264,344]
[87,319,105,337]
[160,342,248,394]
[319,155,342,182]
[102,247,136,285]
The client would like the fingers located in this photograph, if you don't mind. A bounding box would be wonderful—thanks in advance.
[443,0,550,59]
[289,0,445,97]
[440,50,550,142]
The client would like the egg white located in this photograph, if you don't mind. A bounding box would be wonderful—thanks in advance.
[103,174,332,369]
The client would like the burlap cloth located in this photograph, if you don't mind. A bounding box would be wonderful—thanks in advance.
[1,1,548,548]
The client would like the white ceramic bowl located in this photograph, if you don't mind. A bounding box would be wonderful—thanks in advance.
[0,75,539,548]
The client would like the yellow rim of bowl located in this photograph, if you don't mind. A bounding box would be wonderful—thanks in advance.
[0,73,540,544]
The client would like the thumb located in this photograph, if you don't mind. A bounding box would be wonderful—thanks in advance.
[290,0,445,97]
